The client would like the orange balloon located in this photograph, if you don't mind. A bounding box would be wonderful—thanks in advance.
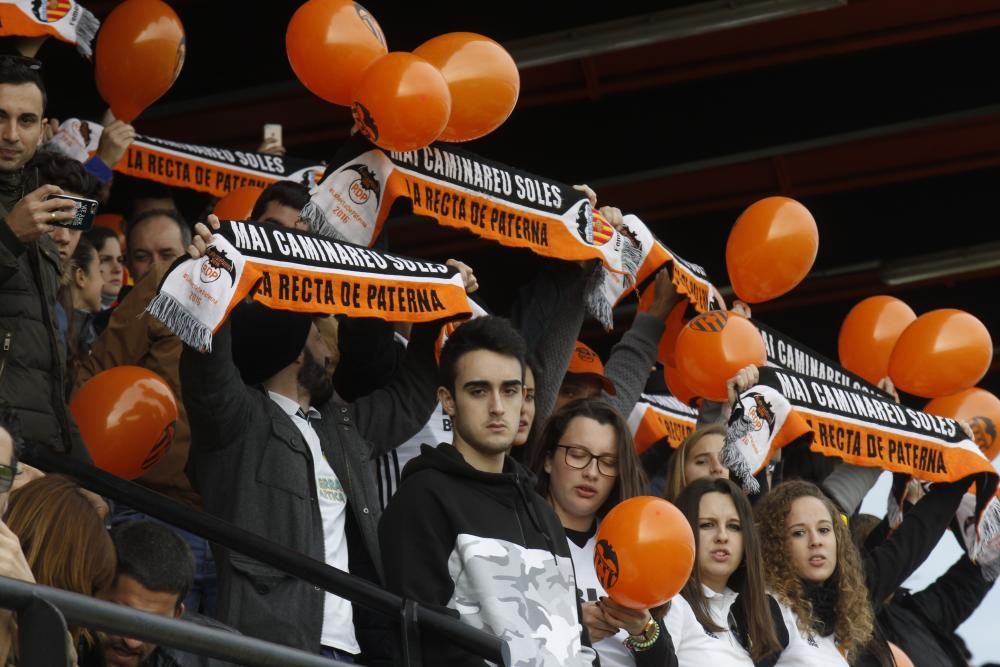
[70,366,178,480]
[925,388,1000,461]
[675,311,767,401]
[413,32,519,142]
[726,197,818,303]
[838,296,917,386]
[214,186,265,220]
[286,0,387,106]
[888,309,993,398]
[888,643,914,667]
[663,361,698,406]
[352,52,452,152]
[95,0,186,123]
[594,496,694,609]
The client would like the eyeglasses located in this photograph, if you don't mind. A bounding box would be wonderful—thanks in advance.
[0,54,42,71]
[0,463,14,494]
[555,445,618,477]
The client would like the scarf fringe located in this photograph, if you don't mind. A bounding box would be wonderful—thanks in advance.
[146,291,214,353]
[974,500,1000,582]
[585,264,614,330]
[299,201,352,242]
[621,237,642,282]
[721,430,761,495]
[74,7,100,58]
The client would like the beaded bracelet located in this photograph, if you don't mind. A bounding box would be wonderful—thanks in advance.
[624,620,660,652]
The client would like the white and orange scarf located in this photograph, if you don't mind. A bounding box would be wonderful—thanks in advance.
[0,0,98,57]
[146,219,473,352]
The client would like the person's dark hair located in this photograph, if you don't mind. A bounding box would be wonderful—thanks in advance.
[675,477,782,662]
[84,226,118,254]
[251,180,310,221]
[29,148,100,198]
[0,56,46,111]
[438,316,526,394]
[530,398,647,519]
[69,235,97,275]
[111,520,195,607]
[124,207,192,249]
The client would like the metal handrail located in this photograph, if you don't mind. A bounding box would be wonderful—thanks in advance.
[21,444,510,666]
[0,576,346,666]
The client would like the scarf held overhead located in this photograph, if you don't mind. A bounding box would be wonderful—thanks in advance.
[146,219,473,352]
[627,393,698,454]
[0,0,99,57]
[46,119,324,197]
[300,136,718,326]
[721,365,999,568]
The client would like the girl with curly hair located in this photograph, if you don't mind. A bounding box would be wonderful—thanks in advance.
[667,477,782,665]
[755,478,969,666]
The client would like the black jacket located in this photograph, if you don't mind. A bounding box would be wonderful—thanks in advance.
[875,553,992,667]
[180,321,438,661]
[379,443,598,666]
[853,478,991,667]
[0,169,88,460]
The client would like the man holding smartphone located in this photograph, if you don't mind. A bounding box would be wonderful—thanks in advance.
[0,55,90,461]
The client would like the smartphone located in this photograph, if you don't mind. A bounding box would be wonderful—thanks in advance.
[263,123,282,147]
[46,193,99,231]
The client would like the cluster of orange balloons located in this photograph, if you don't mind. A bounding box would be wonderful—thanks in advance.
[594,496,694,609]
[838,296,916,386]
[71,367,179,480]
[726,197,819,304]
[286,0,520,152]
[839,296,996,458]
[95,0,186,123]
[839,298,992,399]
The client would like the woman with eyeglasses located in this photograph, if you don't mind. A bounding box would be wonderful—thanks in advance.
[667,477,782,666]
[84,227,124,309]
[530,398,676,666]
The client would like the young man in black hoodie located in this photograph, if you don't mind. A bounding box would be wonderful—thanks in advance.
[379,316,598,666]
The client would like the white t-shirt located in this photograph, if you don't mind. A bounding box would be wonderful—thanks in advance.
[268,392,360,655]
[663,587,753,666]
[772,597,847,666]
[567,529,634,667]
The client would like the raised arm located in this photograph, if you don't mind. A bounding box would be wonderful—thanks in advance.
[604,268,679,418]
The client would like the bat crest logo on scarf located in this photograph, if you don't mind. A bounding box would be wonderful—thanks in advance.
[200,246,236,286]
[594,538,620,590]
[345,163,382,207]
[32,0,69,22]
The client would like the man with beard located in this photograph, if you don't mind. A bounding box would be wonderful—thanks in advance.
[179,219,451,664]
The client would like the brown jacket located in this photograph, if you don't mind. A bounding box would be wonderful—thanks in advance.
[76,263,201,508]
